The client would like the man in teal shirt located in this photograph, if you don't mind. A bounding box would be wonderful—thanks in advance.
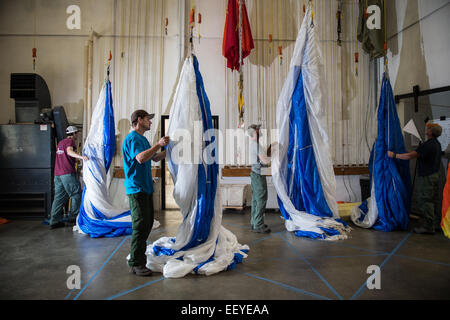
[123,109,170,276]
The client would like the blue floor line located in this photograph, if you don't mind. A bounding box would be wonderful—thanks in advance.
[236,271,332,300]
[105,276,165,300]
[245,253,388,263]
[350,232,411,300]
[394,254,450,268]
[279,234,344,300]
[248,232,280,245]
[73,235,129,300]
[64,238,129,300]
[326,241,389,255]
[64,281,82,300]
[317,253,389,259]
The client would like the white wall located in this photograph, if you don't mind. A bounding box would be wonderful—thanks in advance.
[0,0,114,124]
[386,0,450,136]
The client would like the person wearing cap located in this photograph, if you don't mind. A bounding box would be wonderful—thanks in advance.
[123,109,170,276]
[49,126,89,229]
[248,124,272,234]
[388,123,443,234]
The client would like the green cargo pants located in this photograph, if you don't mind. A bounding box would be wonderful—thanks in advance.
[416,172,441,230]
[49,173,82,225]
[250,171,268,229]
[128,192,154,267]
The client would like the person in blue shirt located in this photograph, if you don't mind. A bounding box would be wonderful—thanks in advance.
[123,109,170,276]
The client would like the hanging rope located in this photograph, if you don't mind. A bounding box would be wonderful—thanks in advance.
[383,0,388,76]
[198,0,201,43]
[33,1,37,71]
[237,0,244,127]
[189,6,195,54]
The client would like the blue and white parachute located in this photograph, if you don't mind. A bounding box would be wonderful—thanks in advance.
[272,4,350,240]
[74,79,158,238]
[351,74,411,231]
[142,55,249,278]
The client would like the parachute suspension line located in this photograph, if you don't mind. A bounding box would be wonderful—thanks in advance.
[189,5,195,54]
[238,0,245,127]
[126,0,133,111]
[198,0,201,43]
[337,0,343,47]
[33,2,37,71]
[264,1,270,130]
[270,0,275,130]
[223,0,228,131]
[256,0,261,126]
[383,0,388,76]
[354,0,359,77]
[117,0,126,122]
[158,0,165,126]
[143,0,150,116]
[311,0,315,28]
[134,0,141,112]
[329,0,333,161]
[261,5,269,128]
[330,0,336,163]
[151,0,158,138]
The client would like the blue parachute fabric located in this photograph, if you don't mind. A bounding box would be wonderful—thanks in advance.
[354,74,411,231]
[78,188,132,238]
[103,81,115,173]
[286,67,334,218]
[373,74,411,231]
[75,79,133,238]
[272,3,350,241]
[177,55,218,252]
[144,55,249,277]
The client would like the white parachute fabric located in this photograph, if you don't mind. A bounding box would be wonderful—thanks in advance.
[74,80,159,238]
[272,4,351,240]
[142,55,249,278]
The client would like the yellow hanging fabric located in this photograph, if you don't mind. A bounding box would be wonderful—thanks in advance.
[238,73,244,127]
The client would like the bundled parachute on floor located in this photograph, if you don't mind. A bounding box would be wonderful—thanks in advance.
[272,4,350,241]
[142,55,249,278]
[74,78,159,238]
[351,74,412,231]
[442,162,450,238]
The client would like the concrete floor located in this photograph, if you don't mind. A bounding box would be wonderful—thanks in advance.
[0,209,449,300]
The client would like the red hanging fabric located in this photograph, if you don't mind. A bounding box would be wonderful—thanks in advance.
[240,1,254,63]
[222,0,254,71]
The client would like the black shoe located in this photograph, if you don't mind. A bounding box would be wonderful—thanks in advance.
[49,221,65,230]
[252,225,271,234]
[412,226,435,235]
[129,265,153,276]
[251,224,268,230]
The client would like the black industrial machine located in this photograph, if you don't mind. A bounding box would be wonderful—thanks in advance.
[10,73,51,123]
[0,124,55,219]
[0,74,71,220]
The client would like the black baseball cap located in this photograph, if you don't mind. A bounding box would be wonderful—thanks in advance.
[131,109,155,125]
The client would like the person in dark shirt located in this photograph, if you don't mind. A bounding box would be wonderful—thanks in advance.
[388,123,443,234]
[49,126,89,229]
